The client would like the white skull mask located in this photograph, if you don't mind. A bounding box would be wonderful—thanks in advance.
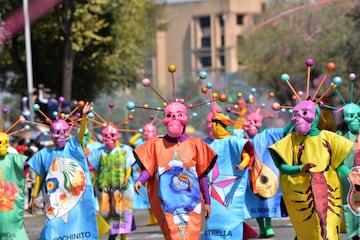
[102,124,118,149]
[162,102,188,138]
[0,132,9,157]
[343,103,360,133]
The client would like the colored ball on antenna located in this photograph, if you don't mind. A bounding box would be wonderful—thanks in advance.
[219,93,227,102]
[280,73,290,82]
[33,104,40,111]
[25,125,30,130]
[250,88,256,94]
[76,113,81,118]
[123,120,129,126]
[226,107,232,112]
[206,82,213,89]
[201,87,208,94]
[58,96,65,103]
[349,73,356,81]
[272,102,280,111]
[269,114,275,119]
[168,64,176,73]
[188,103,193,108]
[198,70,208,79]
[298,91,304,97]
[142,78,151,87]
[78,101,85,107]
[149,114,155,120]
[280,108,286,113]
[305,58,314,67]
[45,118,52,124]
[53,111,58,117]
[163,102,168,108]
[212,93,218,99]
[288,109,293,114]
[126,101,135,110]
[60,113,65,118]
[2,107,8,114]
[333,76,342,85]
[109,102,114,108]
[326,62,336,72]
[237,93,243,98]
[261,103,265,108]
[192,112,197,117]
[144,104,149,108]
[88,112,94,119]
[268,92,275,98]
[128,114,134,120]
[292,95,297,101]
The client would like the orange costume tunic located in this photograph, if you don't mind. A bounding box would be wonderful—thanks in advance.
[134,136,217,240]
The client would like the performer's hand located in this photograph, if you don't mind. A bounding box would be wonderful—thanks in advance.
[348,170,360,185]
[82,102,94,115]
[134,181,142,195]
[204,204,211,220]
[301,163,316,172]
[236,164,245,170]
[122,178,129,189]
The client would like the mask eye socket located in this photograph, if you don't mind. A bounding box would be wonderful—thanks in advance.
[166,113,172,118]
[303,111,308,116]
[177,113,183,118]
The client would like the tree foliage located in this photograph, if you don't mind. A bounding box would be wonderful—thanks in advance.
[238,0,360,104]
[0,0,165,101]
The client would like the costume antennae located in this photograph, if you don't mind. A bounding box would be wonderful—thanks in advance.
[280,74,302,102]
[311,62,336,100]
[183,70,208,102]
[305,58,314,99]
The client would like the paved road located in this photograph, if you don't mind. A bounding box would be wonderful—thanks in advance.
[24,209,347,239]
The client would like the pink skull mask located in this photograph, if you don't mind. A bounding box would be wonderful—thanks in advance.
[162,102,188,138]
[143,123,157,141]
[206,102,222,139]
[50,119,70,149]
[291,100,316,136]
[102,124,118,149]
[244,111,263,137]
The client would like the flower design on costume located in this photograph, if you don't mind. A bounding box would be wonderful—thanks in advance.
[0,168,19,211]
[45,157,86,222]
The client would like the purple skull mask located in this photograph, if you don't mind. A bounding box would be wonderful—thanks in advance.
[50,119,70,149]
[162,102,188,138]
[102,124,118,150]
[291,100,316,136]
[143,123,157,141]
[244,111,263,137]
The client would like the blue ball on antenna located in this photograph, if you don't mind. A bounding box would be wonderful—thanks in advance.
[281,73,290,82]
[333,76,342,85]
[199,71,208,79]
[126,101,135,110]
[206,82,213,89]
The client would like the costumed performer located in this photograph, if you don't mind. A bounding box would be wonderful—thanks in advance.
[128,122,158,225]
[87,102,137,240]
[0,109,29,240]
[268,59,360,240]
[333,73,360,240]
[129,65,218,240]
[201,96,256,240]
[29,100,107,239]
[229,89,292,238]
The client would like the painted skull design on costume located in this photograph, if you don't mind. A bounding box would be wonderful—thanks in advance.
[291,100,316,136]
[0,132,9,157]
[162,102,188,138]
[343,103,360,133]
[50,119,70,149]
[143,123,157,141]
[101,124,118,150]
[244,111,263,137]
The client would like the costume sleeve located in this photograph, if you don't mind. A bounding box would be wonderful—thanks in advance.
[133,139,156,176]
[337,163,352,176]
[32,174,44,197]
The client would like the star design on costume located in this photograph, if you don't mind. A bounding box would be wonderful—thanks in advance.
[207,162,238,207]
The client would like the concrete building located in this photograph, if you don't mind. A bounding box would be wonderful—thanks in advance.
[152,0,267,91]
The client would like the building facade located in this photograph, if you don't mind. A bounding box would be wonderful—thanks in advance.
[152,0,266,90]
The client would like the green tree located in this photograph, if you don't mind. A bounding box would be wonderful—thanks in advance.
[0,0,165,101]
[238,0,359,103]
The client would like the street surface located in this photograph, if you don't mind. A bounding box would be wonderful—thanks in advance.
[24,209,348,239]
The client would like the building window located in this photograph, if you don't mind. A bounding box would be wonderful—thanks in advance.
[218,14,224,27]
[221,35,225,47]
[199,16,210,28]
[220,55,225,67]
[200,56,212,67]
[201,37,211,48]
[237,14,244,25]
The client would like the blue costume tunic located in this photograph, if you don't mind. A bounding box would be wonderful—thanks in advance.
[28,137,99,240]
[201,136,251,239]
[235,128,285,219]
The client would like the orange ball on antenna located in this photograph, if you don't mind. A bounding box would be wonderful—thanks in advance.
[219,93,227,102]
[78,101,85,107]
[128,114,134,120]
[326,62,336,72]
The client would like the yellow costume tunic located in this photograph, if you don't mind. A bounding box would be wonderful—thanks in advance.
[268,130,353,240]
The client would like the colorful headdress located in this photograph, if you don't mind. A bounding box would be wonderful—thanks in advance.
[273,58,342,135]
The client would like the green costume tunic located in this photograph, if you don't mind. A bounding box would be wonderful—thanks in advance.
[0,153,27,240]
[269,131,353,240]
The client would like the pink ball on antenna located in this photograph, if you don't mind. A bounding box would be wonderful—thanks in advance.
[272,102,280,111]
[349,73,356,81]
[2,108,8,114]
[58,96,65,103]
[142,78,151,87]
[109,102,114,108]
